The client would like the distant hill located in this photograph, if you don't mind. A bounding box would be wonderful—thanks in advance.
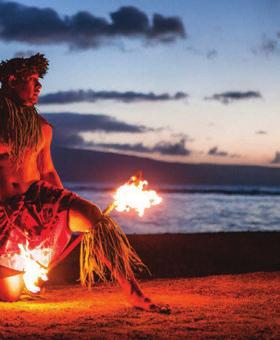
[52,146,280,186]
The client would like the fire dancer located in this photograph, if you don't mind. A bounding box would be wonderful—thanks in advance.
[0,54,168,312]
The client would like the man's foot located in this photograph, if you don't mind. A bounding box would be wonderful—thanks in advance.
[19,287,46,301]
[130,295,171,314]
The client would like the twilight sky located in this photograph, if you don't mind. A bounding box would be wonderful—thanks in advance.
[1,0,280,166]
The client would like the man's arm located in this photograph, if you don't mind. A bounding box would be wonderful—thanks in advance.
[37,122,63,188]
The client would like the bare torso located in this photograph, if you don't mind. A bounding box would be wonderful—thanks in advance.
[0,119,50,201]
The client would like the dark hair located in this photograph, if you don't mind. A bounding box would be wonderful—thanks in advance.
[0,95,42,167]
[0,53,49,85]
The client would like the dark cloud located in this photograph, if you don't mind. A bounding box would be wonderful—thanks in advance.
[109,6,149,35]
[43,112,153,149]
[55,133,86,147]
[75,138,191,156]
[256,130,267,135]
[208,146,239,158]
[88,142,153,153]
[150,14,186,42]
[43,112,150,134]
[205,91,262,104]
[39,90,188,104]
[271,152,280,164]
[0,2,186,49]
[208,146,228,157]
[153,138,190,156]
[44,116,191,156]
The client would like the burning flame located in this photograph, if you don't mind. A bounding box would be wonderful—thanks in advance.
[113,174,162,217]
[18,242,49,293]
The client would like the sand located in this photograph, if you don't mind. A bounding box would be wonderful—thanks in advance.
[0,272,279,339]
[1,232,280,338]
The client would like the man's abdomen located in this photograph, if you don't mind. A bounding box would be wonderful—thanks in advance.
[0,154,40,201]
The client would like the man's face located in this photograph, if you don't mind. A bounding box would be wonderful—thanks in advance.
[11,73,42,106]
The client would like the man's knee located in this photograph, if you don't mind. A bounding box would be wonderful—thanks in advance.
[69,197,103,233]
[0,270,24,302]
[0,290,21,302]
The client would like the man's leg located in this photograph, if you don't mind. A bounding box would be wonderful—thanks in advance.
[69,197,154,310]
[0,265,24,302]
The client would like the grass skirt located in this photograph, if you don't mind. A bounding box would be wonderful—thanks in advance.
[80,215,149,287]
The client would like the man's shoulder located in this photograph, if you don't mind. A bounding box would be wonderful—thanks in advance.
[38,115,53,129]
[38,115,53,140]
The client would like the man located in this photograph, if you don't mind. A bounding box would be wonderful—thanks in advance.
[0,54,167,312]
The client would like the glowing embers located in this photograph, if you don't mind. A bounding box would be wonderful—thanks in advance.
[18,242,50,293]
[113,174,162,217]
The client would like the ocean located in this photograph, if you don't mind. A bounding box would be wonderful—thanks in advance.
[65,183,280,234]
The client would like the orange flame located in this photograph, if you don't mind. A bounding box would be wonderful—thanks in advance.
[113,174,162,217]
[18,242,49,293]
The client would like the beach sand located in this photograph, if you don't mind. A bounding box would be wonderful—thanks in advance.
[0,232,279,338]
[0,273,279,339]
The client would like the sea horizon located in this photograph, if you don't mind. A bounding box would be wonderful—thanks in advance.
[65,181,280,195]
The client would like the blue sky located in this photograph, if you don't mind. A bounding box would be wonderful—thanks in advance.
[0,0,280,165]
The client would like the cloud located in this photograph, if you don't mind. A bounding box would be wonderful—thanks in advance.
[206,49,218,59]
[256,130,267,135]
[208,146,228,157]
[91,142,153,153]
[271,152,280,164]
[0,2,186,49]
[260,36,278,56]
[205,91,262,104]
[149,14,186,42]
[39,90,188,104]
[43,115,191,156]
[43,112,154,149]
[69,138,191,156]
[54,133,86,147]
[43,112,151,134]
[253,34,280,56]
[208,146,238,158]
[153,138,190,155]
